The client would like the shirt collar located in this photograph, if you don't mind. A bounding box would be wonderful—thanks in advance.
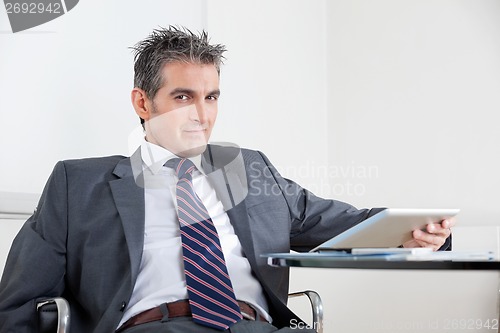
[140,138,205,175]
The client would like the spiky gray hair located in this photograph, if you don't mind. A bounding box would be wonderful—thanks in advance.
[131,26,226,123]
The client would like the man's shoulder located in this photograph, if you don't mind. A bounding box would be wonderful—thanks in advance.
[58,155,128,173]
[205,144,265,168]
[206,144,261,157]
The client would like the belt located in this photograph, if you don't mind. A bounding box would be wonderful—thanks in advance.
[116,300,267,332]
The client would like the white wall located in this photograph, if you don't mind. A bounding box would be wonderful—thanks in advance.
[326,0,500,226]
[0,219,25,277]
[2,1,500,332]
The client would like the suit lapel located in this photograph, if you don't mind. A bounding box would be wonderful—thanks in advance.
[109,149,145,284]
[225,202,259,268]
[202,145,258,268]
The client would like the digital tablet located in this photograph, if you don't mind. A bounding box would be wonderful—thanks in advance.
[310,208,459,252]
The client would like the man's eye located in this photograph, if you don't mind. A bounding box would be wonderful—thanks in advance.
[175,95,189,100]
[207,95,219,101]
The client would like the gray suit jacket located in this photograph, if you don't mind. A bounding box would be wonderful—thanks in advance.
[0,145,385,332]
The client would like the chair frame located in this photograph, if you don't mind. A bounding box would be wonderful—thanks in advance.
[288,290,324,333]
[37,297,70,333]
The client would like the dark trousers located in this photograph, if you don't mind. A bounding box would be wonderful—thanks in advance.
[122,317,317,333]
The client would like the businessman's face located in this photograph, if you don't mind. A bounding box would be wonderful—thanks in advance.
[139,62,220,157]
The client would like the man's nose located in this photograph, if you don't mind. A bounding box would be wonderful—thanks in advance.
[192,102,208,124]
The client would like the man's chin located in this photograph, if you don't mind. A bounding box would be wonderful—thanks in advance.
[176,144,208,158]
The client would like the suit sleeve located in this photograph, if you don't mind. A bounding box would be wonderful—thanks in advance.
[0,161,68,332]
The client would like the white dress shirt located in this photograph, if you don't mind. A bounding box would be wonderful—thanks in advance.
[118,141,270,327]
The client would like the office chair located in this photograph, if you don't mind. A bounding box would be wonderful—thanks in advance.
[37,292,323,333]
[37,298,70,333]
[289,290,324,333]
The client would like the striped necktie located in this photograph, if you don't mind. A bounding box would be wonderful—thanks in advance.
[168,158,242,330]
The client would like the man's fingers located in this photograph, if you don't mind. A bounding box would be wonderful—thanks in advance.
[440,218,456,229]
[403,239,419,248]
[426,223,451,238]
[413,229,446,249]
[404,221,453,250]
[414,238,441,251]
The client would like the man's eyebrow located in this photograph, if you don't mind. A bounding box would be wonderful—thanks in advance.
[169,88,195,96]
[169,88,221,97]
[208,89,221,97]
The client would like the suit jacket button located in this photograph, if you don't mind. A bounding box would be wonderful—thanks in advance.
[120,302,127,311]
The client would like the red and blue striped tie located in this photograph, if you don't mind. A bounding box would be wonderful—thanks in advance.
[169,158,242,330]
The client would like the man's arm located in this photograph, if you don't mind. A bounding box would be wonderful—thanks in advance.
[0,162,68,332]
[254,150,453,252]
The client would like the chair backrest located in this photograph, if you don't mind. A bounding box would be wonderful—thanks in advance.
[0,219,25,278]
[0,191,39,278]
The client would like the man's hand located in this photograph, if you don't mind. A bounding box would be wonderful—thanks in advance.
[402,218,456,251]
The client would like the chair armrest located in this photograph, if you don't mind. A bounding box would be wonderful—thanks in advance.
[288,290,324,333]
[37,297,70,333]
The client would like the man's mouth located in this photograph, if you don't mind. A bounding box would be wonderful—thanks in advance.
[184,129,205,133]
[184,125,208,133]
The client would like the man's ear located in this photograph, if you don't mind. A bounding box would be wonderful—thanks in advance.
[131,88,153,122]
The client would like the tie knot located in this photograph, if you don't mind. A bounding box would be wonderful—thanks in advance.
[165,158,197,178]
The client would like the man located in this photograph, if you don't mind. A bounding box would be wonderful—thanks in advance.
[0,26,453,333]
